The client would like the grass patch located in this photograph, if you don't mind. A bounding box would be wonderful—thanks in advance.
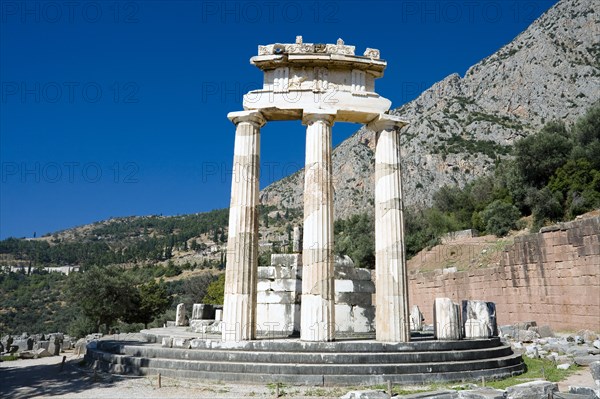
[1,355,20,361]
[361,357,579,395]
[304,387,347,397]
[368,383,450,396]
[486,356,579,390]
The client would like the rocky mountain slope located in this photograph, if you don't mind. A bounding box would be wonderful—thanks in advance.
[259,0,600,219]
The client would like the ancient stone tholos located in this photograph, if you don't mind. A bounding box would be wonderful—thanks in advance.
[222,37,409,342]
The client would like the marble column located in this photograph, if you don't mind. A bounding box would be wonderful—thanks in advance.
[222,110,265,342]
[369,114,410,342]
[301,111,336,342]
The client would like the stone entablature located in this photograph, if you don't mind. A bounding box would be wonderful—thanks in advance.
[244,36,391,123]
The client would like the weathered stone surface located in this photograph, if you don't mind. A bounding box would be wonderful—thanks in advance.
[34,348,51,358]
[538,325,555,338]
[575,355,600,366]
[189,319,214,333]
[292,226,302,253]
[222,110,265,342]
[74,338,87,355]
[462,300,496,339]
[410,305,424,331]
[257,291,298,304]
[257,278,301,292]
[175,303,187,326]
[371,114,410,342]
[457,388,506,399]
[567,386,600,398]
[516,322,537,331]
[258,265,302,280]
[499,325,518,338]
[336,280,375,294]
[191,304,214,320]
[335,264,372,281]
[19,351,35,359]
[525,344,540,359]
[557,392,598,399]
[161,337,173,348]
[301,112,336,342]
[398,390,457,398]
[516,330,539,343]
[172,338,191,349]
[48,340,61,356]
[256,303,300,334]
[590,361,600,385]
[434,298,462,340]
[257,257,377,336]
[577,330,599,343]
[13,339,29,352]
[506,381,558,399]
[270,254,302,268]
[340,390,390,399]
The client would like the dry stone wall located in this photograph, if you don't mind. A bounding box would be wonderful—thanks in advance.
[408,217,600,331]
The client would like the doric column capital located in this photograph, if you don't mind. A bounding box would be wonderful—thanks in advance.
[367,113,409,132]
[302,109,336,126]
[227,110,266,127]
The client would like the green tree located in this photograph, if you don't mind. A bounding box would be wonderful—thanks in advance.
[66,267,138,333]
[571,103,600,169]
[334,214,375,268]
[125,281,171,329]
[202,274,225,305]
[513,121,573,188]
[480,200,521,237]
[526,187,564,230]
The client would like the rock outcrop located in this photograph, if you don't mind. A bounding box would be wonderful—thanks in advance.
[259,0,600,218]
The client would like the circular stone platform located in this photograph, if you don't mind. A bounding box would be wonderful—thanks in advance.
[84,328,524,386]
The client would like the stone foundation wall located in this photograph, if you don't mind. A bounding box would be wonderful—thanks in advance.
[408,217,600,331]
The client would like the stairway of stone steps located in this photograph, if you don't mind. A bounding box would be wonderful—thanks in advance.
[85,337,525,385]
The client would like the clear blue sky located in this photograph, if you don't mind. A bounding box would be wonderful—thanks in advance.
[0,0,558,239]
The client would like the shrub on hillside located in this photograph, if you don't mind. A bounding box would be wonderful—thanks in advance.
[481,200,521,237]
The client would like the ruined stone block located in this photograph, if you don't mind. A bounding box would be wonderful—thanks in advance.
[434,298,462,340]
[462,300,497,339]
[191,303,215,320]
[175,303,187,326]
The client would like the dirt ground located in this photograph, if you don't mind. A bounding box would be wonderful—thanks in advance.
[0,353,344,399]
[1,352,597,399]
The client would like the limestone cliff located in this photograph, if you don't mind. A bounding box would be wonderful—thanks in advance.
[259,0,600,219]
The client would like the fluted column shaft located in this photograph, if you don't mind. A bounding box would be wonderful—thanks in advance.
[301,111,336,342]
[222,110,265,342]
[369,114,410,342]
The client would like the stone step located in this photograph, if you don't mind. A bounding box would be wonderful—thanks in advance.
[87,348,522,376]
[121,344,514,364]
[132,362,525,386]
[86,337,525,385]
[152,336,504,353]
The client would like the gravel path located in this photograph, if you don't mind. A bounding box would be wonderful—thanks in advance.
[0,353,344,399]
